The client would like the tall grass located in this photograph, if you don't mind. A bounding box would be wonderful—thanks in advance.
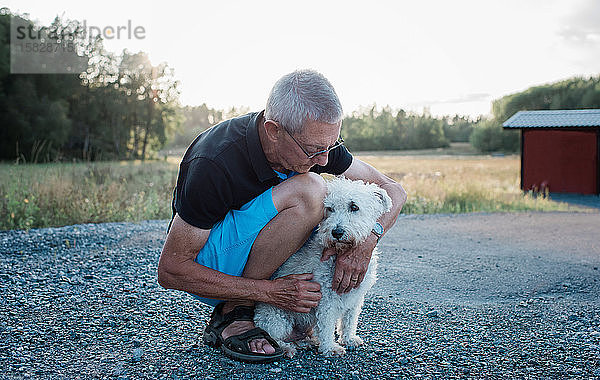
[358,154,574,214]
[0,161,177,230]
[0,154,581,231]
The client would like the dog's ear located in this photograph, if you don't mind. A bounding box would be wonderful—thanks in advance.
[374,188,392,213]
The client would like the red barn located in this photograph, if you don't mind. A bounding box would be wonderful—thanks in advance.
[503,109,600,195]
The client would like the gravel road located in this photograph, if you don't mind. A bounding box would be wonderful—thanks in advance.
[1,212,599,379]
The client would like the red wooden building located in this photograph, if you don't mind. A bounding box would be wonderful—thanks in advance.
[503,109,600,195]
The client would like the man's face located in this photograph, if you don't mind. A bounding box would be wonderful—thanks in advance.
[280,119,342,173]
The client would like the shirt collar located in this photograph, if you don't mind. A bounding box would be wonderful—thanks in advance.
[246,110,278,183]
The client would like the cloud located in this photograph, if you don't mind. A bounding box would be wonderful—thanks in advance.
[557,0,600,46]
[409,93,492,106]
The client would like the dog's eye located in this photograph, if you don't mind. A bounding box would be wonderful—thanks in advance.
[349,202,359,212]
[325,206,334,213]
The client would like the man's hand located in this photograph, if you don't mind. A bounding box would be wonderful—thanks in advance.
[321,235,377,294]
[265,273,322,313]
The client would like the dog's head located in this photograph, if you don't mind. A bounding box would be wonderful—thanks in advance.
[318,177,392,251]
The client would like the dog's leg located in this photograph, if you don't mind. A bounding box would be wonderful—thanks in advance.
[293,326,318,350]
[315,304,346,357]
[339,298,365,348]
[340,257,377,348]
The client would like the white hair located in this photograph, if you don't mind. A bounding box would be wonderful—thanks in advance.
[265,69,343,134]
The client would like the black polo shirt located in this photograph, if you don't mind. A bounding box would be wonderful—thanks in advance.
[169,110,353,231]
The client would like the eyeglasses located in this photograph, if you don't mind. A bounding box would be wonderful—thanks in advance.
[281,125,344,159]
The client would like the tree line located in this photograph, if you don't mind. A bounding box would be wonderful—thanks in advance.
[469,75,600,153]
[0,10,180,162]
[165,77,600,154]
[163,104,477,152]
[2,9,599,162]
[340,106,473,151]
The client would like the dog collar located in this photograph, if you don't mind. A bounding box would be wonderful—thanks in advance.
[371,222,384,243]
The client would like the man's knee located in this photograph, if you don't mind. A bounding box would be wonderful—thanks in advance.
[272,173,327,215]
[294,172,327,209]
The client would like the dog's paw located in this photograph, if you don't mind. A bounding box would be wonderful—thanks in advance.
[280,342,297,358]
[319,343,346,357]
[340,335,364,348]
[295,337,318,349]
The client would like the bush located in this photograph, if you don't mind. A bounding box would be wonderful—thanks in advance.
[470,119,519,153]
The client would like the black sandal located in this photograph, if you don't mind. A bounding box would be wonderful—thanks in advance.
[203,303,284,363]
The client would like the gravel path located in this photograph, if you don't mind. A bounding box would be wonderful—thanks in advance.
[1,212,600,379]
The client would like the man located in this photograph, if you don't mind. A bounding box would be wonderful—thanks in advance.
[157,69,407,363]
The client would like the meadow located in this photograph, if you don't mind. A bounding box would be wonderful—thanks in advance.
[0,147,577,230]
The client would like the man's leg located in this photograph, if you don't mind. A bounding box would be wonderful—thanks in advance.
[219,173,327,353]
[245,172,327,278]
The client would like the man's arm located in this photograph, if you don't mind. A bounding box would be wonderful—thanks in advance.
[157,213,320,313]
[322,158,407,294]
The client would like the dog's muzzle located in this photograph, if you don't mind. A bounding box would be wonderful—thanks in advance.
[328,226,355,250]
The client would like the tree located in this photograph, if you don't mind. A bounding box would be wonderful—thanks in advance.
[341,105,452,151]
[492,76,600,123]
[0,12,78,162]
[0,10,181,161]
[470,118,519,153]
[166,104,223,149]
[444,115,476,142]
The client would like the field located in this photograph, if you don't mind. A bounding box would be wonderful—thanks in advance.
[0,160,177,231]
[358,154,568,214]
[0,148,578,230]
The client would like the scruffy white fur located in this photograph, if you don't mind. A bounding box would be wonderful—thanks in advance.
[254,178,392,357]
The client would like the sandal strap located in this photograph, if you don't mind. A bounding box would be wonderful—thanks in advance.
[222,305,255,322]
[223,327,281,354]
[208,303,256,332]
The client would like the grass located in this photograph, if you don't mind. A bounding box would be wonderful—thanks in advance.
[357,154,574,214]
[0,150,584,231]
[0,160,177,230]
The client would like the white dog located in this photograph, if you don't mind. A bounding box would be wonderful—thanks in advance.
[254,177,392,357]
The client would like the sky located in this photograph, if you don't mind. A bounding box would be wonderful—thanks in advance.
[5,0,600,118]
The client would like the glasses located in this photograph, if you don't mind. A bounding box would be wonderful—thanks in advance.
[281,125,344,159]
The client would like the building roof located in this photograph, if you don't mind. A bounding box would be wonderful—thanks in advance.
[502,109,600,128]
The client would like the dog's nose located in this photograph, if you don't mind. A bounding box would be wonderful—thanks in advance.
[332,227,344,240]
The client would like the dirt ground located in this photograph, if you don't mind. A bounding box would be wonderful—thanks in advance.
[378,211,600,304]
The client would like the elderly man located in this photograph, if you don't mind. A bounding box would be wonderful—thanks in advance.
[158,70,407,363]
